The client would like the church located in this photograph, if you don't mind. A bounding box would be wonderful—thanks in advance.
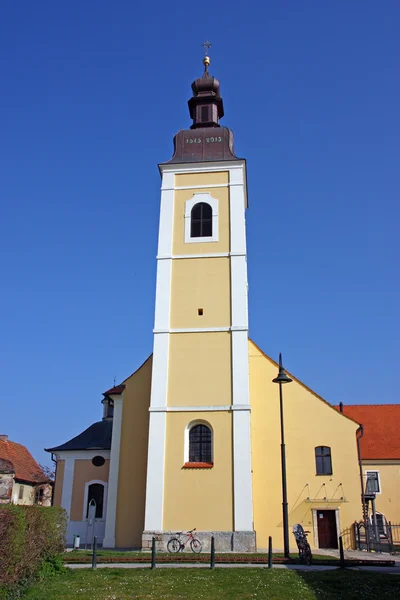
[47,53,394,552]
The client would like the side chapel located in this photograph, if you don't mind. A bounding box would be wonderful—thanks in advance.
[47,54,381,552]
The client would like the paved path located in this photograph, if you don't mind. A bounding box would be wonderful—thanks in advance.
[65,563,400,574]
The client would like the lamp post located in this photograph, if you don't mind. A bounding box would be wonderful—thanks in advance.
[272,353,293,558]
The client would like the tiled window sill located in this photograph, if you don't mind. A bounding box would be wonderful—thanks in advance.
[182,462,213,469]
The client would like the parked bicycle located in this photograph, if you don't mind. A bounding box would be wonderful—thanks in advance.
[293,524,312,565]
[167,528,202,553]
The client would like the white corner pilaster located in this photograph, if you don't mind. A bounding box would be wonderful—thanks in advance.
[60,456,75,518]
[144,170,174,533]
[103,395,123,548]
[229,163,253,532]
[144,410,167,531]
[233,409,253,530]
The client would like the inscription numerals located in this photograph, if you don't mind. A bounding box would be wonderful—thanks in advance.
[185,136,222,144]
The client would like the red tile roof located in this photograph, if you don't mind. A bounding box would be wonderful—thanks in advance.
[335,405,400,460]
[0,438,48,484]
[103,384,125,396]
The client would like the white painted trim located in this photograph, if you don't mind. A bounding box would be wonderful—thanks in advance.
[55,450,110,461]
[159,161,247,209]
[144,167,175,536]
[231,330,250,406]
[335,509,341,542]
[153,259,172,330]
[184,420,214,463]
[61,457,75,519]
[153,326,247,334]
[156,252,246,260]
[365,470,382,495]
[149,405,251,413]
[232,410,253,531]
[164,182,229,191]
[82,480,108,520]
[231,255,249,329]
[229,170,247,255]
[184,193,219,244]
[144,411,167,531]
[103,397,123,548]
[226,162,253,533]
[160,160,245,174]
[157,181,174,258]
[312,509,319,547]
[312,508,341,549]
[149,333,169,408]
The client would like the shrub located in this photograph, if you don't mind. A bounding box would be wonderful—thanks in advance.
[0,504,67,597]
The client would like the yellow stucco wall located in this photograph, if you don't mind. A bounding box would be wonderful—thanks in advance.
[175,172,228,188]
[363,461,400,524]
[70,459,109,521]
[163,411,233,531]
[172,186,230,255]
[167,333,232,407]
[115,356,152,548]
[249,340,362,550]
[53,459,64,507]
[170,258,231,329]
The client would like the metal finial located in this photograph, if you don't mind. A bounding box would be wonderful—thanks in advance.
[113,376,116,387]
[201,41,211,70]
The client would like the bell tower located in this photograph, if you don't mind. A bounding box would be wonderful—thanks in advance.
[143,49,255,551]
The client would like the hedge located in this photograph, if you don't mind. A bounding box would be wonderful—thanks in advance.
[0,504,67,597]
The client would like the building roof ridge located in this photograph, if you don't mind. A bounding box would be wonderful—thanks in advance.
[248,338,361,426]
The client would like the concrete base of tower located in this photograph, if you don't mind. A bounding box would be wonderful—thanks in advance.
[142,530,256,552]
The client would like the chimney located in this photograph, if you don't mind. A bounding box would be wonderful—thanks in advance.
[339,402,344,413]
[0,434,8,441]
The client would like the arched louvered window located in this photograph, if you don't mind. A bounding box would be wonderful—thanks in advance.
[315,446,332,475]
[86,483,104,519]
[190,202,212,238]
[189,424,212,463]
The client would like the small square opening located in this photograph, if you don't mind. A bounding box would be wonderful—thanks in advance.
[198,308,203,316]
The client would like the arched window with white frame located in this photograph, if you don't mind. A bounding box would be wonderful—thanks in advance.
[83,480,108,520]
[184,193,219,244]
[184,421,213,466]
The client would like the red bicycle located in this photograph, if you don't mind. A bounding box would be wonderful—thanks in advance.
[167,528,202,553]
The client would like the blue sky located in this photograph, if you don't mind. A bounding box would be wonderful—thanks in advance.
[1,1,398,466]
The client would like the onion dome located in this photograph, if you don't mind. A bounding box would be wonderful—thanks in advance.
[188,56,224,129]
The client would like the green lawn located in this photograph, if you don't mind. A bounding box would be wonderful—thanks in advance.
[24,568,400,600]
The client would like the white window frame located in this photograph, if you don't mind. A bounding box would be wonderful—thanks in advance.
[365,470,381,495]
[370,511,388,537]
[184,193,219,244]
[184,420,214,464]
[82,480,108,521]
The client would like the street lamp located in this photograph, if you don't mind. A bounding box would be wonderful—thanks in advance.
[272,352,293,558]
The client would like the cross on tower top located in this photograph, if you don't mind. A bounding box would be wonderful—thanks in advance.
[201,40,212,57]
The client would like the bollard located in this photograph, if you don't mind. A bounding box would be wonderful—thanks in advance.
[268,536,273,569]
[339,536,345,568]
[92,536,97,569]
[210,536,215,570]
[151,536,156,570]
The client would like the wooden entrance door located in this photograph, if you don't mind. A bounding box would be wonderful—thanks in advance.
[317,510,338,548]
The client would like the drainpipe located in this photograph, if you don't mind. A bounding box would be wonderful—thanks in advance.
[51,453,57,507]
[356,425,369,551]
